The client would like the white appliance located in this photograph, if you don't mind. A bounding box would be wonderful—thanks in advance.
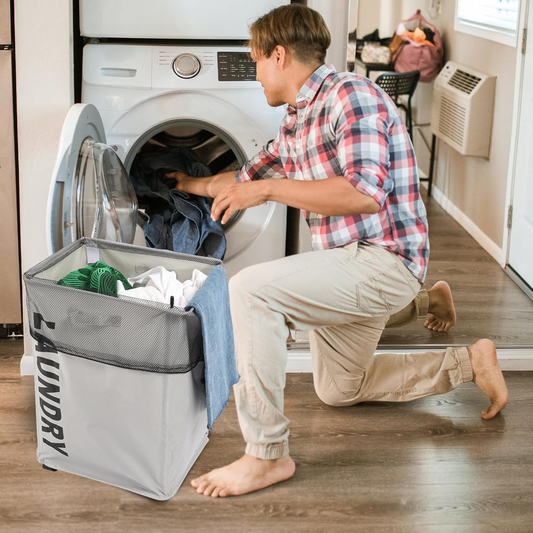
[80,0,290,40]
[431,61,496,158]
[48,43,288,279]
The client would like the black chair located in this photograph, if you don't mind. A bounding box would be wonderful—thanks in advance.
[375,70,420,139]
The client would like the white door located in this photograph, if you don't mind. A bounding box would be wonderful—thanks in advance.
[47,104,138,254]
[508,9,533,288]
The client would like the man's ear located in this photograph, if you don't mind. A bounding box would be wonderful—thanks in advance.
[273,45,290,68]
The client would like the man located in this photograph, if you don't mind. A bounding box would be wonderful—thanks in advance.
[168,4,508,498]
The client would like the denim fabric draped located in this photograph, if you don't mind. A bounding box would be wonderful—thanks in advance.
[186,266,239,430]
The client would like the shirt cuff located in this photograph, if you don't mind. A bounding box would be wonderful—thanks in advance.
[344,174,388,208]
[235,167,252,183]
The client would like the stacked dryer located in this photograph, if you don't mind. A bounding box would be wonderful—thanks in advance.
[47,0,291,279]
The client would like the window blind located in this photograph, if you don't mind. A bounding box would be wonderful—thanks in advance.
[457,0,519,35]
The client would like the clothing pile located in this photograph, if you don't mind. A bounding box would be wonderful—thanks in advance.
[117,266,207,306]
[58,261,206,307]
[129,144,226,260]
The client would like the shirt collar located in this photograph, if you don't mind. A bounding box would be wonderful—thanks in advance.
[293,63,336,111]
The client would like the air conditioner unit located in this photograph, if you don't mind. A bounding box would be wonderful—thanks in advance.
[431,61,496,158]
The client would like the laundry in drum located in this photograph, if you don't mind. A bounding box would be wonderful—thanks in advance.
[57,261,131,297]
[129,144,226,260]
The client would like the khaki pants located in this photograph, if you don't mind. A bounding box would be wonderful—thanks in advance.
[229,241,473,460]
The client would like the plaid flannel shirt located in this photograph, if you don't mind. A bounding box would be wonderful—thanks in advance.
[236,64,429,283]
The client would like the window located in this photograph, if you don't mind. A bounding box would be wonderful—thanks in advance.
[455,0,520,47]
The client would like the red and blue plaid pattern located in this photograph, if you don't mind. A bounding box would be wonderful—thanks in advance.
[237,64,429,283]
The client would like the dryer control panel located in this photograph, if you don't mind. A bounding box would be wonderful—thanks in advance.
[217,52,256,82]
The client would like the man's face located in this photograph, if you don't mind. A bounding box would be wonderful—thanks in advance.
[251,48,287,108]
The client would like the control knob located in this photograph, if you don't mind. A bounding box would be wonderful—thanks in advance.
[172,54,201,79]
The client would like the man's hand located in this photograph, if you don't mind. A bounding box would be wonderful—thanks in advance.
[211,181,268,225]
[166,171,190,191]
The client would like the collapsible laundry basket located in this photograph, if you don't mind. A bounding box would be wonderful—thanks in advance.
[23,237,223,500]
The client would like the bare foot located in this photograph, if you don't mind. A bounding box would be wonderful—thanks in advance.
[425,281,456,332]
[191,454,296,498]
[468,339,508,419]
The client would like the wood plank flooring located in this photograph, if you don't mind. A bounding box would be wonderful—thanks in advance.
[1,350,533,533]
[379,191,533,347]
[2,188,532,531]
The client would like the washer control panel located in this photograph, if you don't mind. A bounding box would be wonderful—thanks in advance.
[217,52,256,81]
[173,53,201,79]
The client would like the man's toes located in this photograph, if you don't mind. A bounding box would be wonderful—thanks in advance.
[203,483,217,497]
[211,486,224,498]
[191,478,200,488]
[195,480,211,494]
[482,402,504,420]
[426,318,439,330]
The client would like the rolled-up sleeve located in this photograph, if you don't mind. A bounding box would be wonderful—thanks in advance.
[334,83,394,208]
[236,132,286,183]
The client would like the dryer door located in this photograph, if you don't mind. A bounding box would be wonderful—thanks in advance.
[47,104,138,254]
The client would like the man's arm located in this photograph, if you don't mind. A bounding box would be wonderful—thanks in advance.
[263,176,379,216]
[167,171,236,198]
[209,176,379,224]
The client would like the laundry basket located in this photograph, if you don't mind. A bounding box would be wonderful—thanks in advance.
[23,237,224,500]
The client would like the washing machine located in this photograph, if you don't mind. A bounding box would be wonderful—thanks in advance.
[48,43,287,278]
[48,0,291,278]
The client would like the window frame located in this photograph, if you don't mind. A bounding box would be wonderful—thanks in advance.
[454,0,520,48]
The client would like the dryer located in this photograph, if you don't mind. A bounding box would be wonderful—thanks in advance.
[48,43,288,279]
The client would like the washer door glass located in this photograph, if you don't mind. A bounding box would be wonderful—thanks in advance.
[75,137,138,243]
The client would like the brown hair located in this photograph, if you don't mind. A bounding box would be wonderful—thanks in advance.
[249,4,331,67]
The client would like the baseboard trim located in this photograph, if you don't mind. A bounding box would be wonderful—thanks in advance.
[431,185,505,266]
[21,347,533,377]
[287,348,533,372]
[20,354,34,376]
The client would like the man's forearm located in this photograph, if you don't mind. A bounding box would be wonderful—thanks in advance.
[179,171,237,198]
[263,176,380,216]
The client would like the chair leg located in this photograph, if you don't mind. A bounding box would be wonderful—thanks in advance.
[428,134,436,198]
[407,102,413,139]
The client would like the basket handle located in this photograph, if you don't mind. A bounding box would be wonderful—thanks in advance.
[68,309,122,327]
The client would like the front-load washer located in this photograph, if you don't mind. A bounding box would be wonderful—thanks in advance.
[48,44,287,279]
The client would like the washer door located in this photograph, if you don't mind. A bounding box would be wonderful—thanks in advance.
[47,104,138,254]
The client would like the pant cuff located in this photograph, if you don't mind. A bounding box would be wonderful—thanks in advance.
[455,347,473,382]
[245,441,289,460]
[418,288,430,317]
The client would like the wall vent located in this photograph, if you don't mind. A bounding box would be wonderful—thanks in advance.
[431,61,496,158]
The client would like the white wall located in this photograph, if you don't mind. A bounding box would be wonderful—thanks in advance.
[351,0,520,259]
[349,0,358,33]
[356,0,381,38]
[308,0,350,71]
[401,0,517,252]
[15,0,74,369]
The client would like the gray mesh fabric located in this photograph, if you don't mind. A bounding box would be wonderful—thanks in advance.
[24,238,222,374]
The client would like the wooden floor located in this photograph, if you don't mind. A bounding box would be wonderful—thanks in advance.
[379,190,533,347]
[2,191,533,531]
[1,349,533,533]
